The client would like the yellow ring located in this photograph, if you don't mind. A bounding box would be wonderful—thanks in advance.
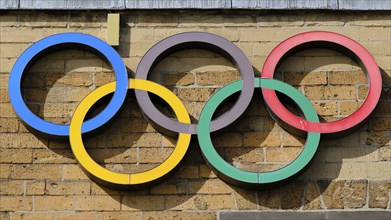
[69,79,191,187]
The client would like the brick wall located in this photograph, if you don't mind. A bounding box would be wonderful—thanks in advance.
[0,10,390,219]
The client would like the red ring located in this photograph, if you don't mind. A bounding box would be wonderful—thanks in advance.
[261,31,382,133]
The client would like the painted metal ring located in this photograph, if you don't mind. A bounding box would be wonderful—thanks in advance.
[134,32,255,134]
[261,31,382,134]
[69,78,191,188]
[8,33,128,138]
[198,78,321,187]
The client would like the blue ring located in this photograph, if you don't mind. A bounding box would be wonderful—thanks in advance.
[8,33,128,138]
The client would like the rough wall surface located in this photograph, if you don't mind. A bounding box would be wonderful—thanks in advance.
[0,10,390,220]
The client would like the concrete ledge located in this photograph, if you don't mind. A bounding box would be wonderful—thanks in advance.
[0,0,18,9]
[1,0,390,10]
[219,211,391,220]
[231,0,338,9]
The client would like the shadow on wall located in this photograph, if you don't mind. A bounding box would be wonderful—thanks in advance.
[14,10,390,211]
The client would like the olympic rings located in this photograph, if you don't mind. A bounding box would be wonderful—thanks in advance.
[8,33,128,139]
[70,79,191,188]
[9,31,382,188]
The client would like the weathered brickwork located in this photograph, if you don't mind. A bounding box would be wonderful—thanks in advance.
[0,10,390,219]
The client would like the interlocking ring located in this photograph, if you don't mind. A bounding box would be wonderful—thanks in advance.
[8,33,128,139]
[261,31,382,134]
[69,79,191,188]
[135,32,255,134]
[9,31,382,189]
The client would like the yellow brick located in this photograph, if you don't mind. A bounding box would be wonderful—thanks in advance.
[317,147,379,162]
[0,43,30,58]
[90,182,122,196]
[38,103,78,118]
[45,181,90,195]
[10,164,62,179]
[372,117,391,131]
[358,85,369,100]
[150,181,186,195]
[197,71,240,86]
[10,212,54,220]
[284,71,327,86]
[96,211,140,220]
[139,148,173,163]
[358,27,391,41]
[130,42,155,57]
[46,72,94,87]
[199,164,217,178]
[380,145,391,161]
[0,103,17,118]
[0,133,48,148]
[282,133,305,147]
[56,212,97,220]
[0,75,9,87]
[239,27,285,42]
[0,58,16,73]
[266,147,302,162]
[0,165,11,179]
[374,101,391,115]
[214,132,243,147]
[0,118,18,132]
[121,196,164,211]
[26,181,45,195]
[0,27,44,43]
[76,196,120,211]
[172,165,199,179]
[34,196,74,211]
[188,179,232,194]
[367,162,391,179]
[340,102,362,116]
[162,72,195,86]
[329,71,367,85]
[32,149,74,164]
[225,148,264,163]
[0,196,32,211]
[88,148,137,164]
[278,57,305,72]
[360,131,391,146]
[304,86,356,100]
[119,118,156,133]
[0,149,32,163]
[167,195,235,210]
[29,57,64,73]
[95,71,116,86]
[258,189,280,209]
[0,180,24,195]
[154,28,203,42]
[337,162,369,179]
[312,102,338,116]
[62,165,90,180]
[205,27,239,41]
[243,132,281,147]
[232,188,257,209]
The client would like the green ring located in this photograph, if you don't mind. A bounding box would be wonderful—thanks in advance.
[197,78,321,185]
